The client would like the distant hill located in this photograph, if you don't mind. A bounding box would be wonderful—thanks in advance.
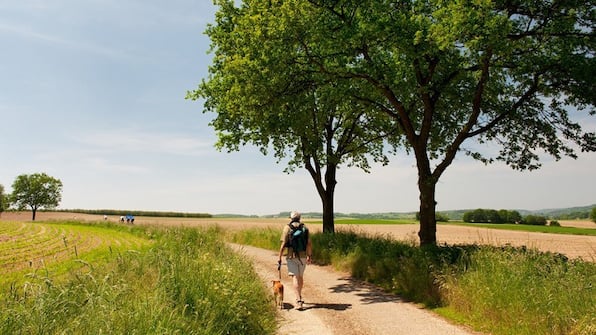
[523,204,595,220]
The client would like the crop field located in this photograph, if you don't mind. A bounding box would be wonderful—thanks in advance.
[0,220,152,285]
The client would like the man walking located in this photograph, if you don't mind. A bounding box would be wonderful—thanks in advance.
[278,211,312,309]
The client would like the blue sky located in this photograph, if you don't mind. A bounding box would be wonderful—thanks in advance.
[1,1,594,216]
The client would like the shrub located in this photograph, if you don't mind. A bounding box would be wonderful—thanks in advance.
[436,213,450,222]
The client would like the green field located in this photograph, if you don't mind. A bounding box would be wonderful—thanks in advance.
[0,220,152,286]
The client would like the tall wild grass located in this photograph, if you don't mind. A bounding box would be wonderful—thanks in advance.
[230,227,596,335]
[442,247,596,335]
[0,225,276,335]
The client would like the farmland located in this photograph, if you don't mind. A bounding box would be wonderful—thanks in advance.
[0,220,151,285]
[2,210,595,261]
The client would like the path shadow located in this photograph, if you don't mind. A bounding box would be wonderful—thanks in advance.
[329,276,402,304]
[286,302,352,311]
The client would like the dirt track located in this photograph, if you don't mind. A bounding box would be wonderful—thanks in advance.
[2,212,595,334]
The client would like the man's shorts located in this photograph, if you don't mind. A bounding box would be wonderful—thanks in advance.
[286,257,307,276]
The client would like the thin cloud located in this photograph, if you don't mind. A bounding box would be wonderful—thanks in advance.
[0,22,137,62]
[84,157,150,174]
[75,131,213,157]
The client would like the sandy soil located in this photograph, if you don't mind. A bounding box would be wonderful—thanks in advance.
[2,211,595,335]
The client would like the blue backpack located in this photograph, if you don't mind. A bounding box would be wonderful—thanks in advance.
[286,222,308,257]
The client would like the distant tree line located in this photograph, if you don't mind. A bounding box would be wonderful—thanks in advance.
[463,209,523,224]
[463,209,564,226]
[415,212,449,222]
[56,209,213,219]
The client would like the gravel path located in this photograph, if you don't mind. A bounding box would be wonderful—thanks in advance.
[230,243,481,335]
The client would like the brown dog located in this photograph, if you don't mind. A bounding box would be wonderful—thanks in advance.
[272,280,284,309]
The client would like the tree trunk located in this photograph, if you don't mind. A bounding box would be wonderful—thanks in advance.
[32,208,37,221]
[320,161,337,233]
[321,188,335,233]
[417,173,437,246]
[304,158,337,233]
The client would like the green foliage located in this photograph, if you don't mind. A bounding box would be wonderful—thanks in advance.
[190,0,400,233]
[0,223,276,335]
[591,207,596,223]
[10,173,63,220]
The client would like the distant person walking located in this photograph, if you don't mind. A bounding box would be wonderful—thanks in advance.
[278,211,312,309]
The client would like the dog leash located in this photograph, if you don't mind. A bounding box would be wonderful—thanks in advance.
[277,260,282,280]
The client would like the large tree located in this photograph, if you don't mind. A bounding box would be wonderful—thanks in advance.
[11,173,63,221]
[189,0,397,232]
[197,0,595,245]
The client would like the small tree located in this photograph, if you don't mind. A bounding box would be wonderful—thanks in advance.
[591,207,596,223]
[10,173,63,221]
